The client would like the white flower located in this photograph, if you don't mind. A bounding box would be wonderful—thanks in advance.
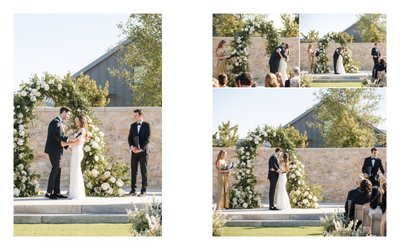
[57,84,62,91]
[116,179,124,187]
[30,96,37,102]
[290,174,296,179]
[86,182,93,189]
[20,90,27,97]
[17,164,24,170]
[308,195,312,199]
[243,202,248,208]
[99,131,104,137]
[313,196,318,202]
[48,79,54,85]
[18,125,24,131]
[118,188,126,196]
[302,199,309,204]
[101,182,111,190]
[20,184,26,191]
[17,113,23,119]
[14,188,20,196]
[246,170,250,174]
[21,176,27,183]
[84,145,91,152]
[17,139,24,146]
[106,188,113,195]
[91,141,99,149]
[304,191,309,197]
[95,136,100,143]
[295,171,301,176]
[44,84,49,91]
[90,169,99,178]
[103,171,111,178]
[19,131,25,137]
[110,177,116,183]
[19,153,25,159]
[94,155,99,162]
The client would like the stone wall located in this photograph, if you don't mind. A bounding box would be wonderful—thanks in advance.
[212,147,386,202]
[213,37,300,84]
[28,107,162,191]
[300,42,387,72]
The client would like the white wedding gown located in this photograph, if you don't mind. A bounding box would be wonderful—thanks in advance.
[337,54,345,74]
[276,171,291,210]
[278,58,288,83]
[69,130,86,200]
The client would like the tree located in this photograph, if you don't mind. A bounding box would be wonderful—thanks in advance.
[312,89,384,148]
[75,73,110,107]
[213,14,244,37]
[300,29,319,43]
[111,14,162,106]
[283,126,308,148]
[213,121,239,147]
[356,14,386,42]
[280,14,299,38]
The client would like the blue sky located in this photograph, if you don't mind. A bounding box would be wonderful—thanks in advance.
[213,88,386,138]
[14,14,130,91]
[300,14,359,37]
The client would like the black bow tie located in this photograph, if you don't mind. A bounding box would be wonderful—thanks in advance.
[137,123,142,126]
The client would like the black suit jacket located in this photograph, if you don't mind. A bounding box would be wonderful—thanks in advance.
[362,156,385,179]
[44,117,69,155]
[344,188,362,216]
[268,154,280,179]
[333,47,341,60]
[371,47,381,58]
[128,121,151,155]
[349,191,371,219]
[269,45,285,65]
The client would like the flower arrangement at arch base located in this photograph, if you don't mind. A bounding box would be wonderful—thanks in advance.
[13,73,129,198]
[229,125,321,209]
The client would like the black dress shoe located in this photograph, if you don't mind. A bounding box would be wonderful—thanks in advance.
[138,192,146,197]
[45,193,57,200]
[269,207,279,210]
[129,191,137,196]
[54,194,68,199]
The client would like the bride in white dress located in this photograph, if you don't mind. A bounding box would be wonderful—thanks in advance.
[276,153,291,210]
[278,45,289,83]
[337,48,346,74]
[62,115,88,200]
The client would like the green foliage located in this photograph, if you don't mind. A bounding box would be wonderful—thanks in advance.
[283,126,308,148]
[300,73,314,87]
[230,125,321,209]
[212,211,228,236]
[301,30,319,43]
[213,14,244,37]
[279,14,299,38]
[14,73,128,197]
[229,17,279,76]
[356,14,386,43]
[128,199,162,236]
[321,210,362,236]
[313,89,384,148]
[111,14,162,106]
[213,121,239,147]
[314,32,360,74]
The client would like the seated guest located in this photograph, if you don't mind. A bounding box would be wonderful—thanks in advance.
[235,72,253,87]
[349,179,372,220]
[275,72,284,87]
[285,66,300,87]
[380,182,387,236]
[265,73,280,87]
[344,175,364,217]
[369,183,383,217]
[373,58,386,83]
[217,73,229,88]
[212,77,219,87]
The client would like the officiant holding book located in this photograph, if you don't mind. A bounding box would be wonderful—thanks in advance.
[128,109,151,197]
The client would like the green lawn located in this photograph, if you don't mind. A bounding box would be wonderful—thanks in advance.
[308,82,362,88]
[14,223,131,236]
[221,226,324,236]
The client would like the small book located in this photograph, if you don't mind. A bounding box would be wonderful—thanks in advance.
[133,136,140,149]
[229,162,235,169]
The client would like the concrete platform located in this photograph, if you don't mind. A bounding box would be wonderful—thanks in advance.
[308,71,369,83]
[217,203,344,227]
[14,191,162,224]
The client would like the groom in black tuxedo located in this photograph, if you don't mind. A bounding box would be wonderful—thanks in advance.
[268,147,282,210]
[333,47,342,74]
[269,43,287,74]
[128,109,151,196]
[362,147,385,186]
[45,107,74,199]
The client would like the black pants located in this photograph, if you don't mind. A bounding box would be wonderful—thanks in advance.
[333,56,338,73]
[269,62,279,74]
[46,152,62,194]
[131,152,148,192]
[268,174,279,208]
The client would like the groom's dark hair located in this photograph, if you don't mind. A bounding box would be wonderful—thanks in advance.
[371,147,378,153]
[133,109,143,116]
[275,147,282,153]
[59,107,71,114]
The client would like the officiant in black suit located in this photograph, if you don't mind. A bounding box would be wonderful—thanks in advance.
[45,107,76,199]
[362,147,385,186]
[128,109,151,197]
[371,43,381,66]
[268,147,282,210]
[333,47,342,74]
[269,43,287,74]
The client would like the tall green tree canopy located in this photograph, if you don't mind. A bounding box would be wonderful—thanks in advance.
[356,14,386,42]
[313,89,384,148]
[300,29,319,43]
[213,121,239,147]
[213,14,244,37]
[279,14,299,38]
[111,14,162,106]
